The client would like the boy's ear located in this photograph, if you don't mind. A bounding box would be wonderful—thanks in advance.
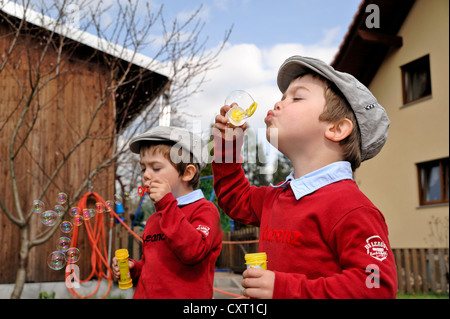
[325,118,353,142]
[181,164,197,182]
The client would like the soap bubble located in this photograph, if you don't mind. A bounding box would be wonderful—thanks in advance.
[32,200,44,214]
[48,251,66,270]
[56,236,71,252]
[56,192,68,205]
[65,248,80,263]
[60,221,73,233]
[40,210,57,226]
[82,208,91,220]
[73,215,83,227]
[54,205,65,216]
[96,202,104,214]
[105,200,114,211]
[70,207,80,217]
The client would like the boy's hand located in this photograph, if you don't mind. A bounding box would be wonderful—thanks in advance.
[111,257,135,281]
[241,267,275,299]
[148,177,171,202]
[213,104,247,140]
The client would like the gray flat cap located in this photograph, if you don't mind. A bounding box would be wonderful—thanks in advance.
[277,55,390,161]
[129,126,208,170]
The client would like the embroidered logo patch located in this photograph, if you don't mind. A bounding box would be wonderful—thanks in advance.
[364,235,388,261]
[196,225,210,237]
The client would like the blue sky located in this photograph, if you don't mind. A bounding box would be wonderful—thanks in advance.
[155,0,361,49]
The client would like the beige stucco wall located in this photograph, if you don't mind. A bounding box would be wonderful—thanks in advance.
[355,0,449,248]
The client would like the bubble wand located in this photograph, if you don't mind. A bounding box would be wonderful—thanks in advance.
[225,90,258,127]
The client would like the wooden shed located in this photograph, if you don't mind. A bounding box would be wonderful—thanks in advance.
[0,1,169,285]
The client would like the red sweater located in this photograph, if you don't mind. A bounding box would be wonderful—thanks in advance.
[130,192,222,299]
[212,139,397,299]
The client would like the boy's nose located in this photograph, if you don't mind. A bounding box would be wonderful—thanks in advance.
[143,170,152,182]
[274,101,282,110]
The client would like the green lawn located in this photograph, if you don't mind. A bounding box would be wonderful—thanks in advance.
[396,292,449,299]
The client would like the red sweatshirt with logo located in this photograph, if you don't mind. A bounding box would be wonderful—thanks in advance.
[212,138,397,299]
[130,192,222,299]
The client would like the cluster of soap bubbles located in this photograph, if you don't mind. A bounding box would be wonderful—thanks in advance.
[31,192,82,271]
[38,193,123,271]
[32,193,74,270]
[31,192,68,226]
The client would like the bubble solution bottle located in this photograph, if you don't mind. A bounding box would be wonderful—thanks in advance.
[244,252,267,270]
[115,249,133,289]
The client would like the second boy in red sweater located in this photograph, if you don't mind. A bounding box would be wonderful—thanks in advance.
[112,126,222,298]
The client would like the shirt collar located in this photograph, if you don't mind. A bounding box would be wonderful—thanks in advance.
[271,161,353,200]
[176,189,205,206]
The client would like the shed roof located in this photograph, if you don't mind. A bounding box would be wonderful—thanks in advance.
[1,0,170,131]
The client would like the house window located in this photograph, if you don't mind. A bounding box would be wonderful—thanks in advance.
[417,158,449,206]
[401,55,432,104]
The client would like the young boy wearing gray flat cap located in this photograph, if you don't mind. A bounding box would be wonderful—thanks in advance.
[112,126,222,298]
[213,56,397,299]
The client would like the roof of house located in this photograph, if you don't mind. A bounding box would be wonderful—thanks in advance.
[1,0,169,77]
[1,0,170,131]
[331,0,416,86]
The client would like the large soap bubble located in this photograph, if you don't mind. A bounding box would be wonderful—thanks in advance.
[54,205,65,216]
[69,207,80,217]
[47,251,66,270]
[65,248,81,263]
[56,236,71,252]
[73,215,83,227]
[56,192,68,205]
[32,200,44,214]
[40,210,57,226]
[60,221,73,233]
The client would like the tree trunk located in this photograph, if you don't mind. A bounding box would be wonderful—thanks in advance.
[10,227,29,299]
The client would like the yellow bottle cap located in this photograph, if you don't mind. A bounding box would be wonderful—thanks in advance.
[115,249,129,260]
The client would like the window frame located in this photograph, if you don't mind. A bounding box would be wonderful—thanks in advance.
[416,158,449,206]
[401,54,432,105]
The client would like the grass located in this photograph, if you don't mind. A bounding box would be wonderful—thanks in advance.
[396,292,449,299]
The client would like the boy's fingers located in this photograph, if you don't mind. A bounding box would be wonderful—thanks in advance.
[242,268,265,288]
[243,287,260,298]
[243,267,265,278]
[150,177,169,186]
[220,104,231,116]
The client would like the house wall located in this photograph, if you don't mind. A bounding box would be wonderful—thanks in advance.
[0,23,116,283]
[354,0,449,248]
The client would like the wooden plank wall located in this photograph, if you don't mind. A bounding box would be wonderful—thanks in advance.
[0,23,116,284]
[394,248,449,295]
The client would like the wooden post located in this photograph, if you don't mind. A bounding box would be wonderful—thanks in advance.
[404,249,412,293]
[419,249,428,294]
[411,249,421,292]
[394,249,405,294]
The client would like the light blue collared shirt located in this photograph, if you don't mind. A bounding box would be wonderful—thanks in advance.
[271,161,353,200]
[176,189,205,206]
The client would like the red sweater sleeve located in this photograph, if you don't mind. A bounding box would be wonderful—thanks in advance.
[273,207,397,299]
[154,193,221,265]
[212,136,268,226]
[130,257,143,285]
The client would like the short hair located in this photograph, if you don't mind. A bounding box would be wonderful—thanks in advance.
[139,142,201,189]
[298,71,362,171]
